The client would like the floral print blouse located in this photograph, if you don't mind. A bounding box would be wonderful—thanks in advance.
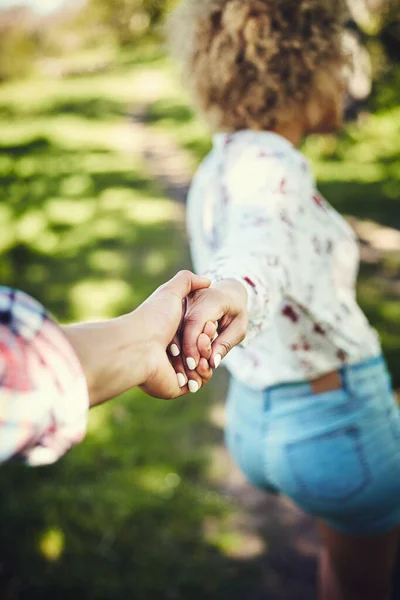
[187,130,381,389]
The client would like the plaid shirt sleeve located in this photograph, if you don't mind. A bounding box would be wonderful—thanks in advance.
[0,287,89,466]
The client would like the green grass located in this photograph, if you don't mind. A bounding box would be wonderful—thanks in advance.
[0,47,399,600]
[0,56,262,600]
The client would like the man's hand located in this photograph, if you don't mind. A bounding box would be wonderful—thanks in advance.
[65,271,213,406]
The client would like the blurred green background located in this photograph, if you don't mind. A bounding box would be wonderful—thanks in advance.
[0,1,399,599]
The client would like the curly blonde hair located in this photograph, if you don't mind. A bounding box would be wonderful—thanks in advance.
[167,0,349,132]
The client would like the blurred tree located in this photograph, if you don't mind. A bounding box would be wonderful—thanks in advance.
[0,0,397,81]
[345,0,400,112]
[0,7,42,81]
[85,0,177,45]
[380,2,400,61]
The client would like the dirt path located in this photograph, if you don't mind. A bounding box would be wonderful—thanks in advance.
[128,104,321,599]
[128,104,192,204]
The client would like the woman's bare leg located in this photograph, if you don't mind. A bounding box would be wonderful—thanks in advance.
[317,519,400,600]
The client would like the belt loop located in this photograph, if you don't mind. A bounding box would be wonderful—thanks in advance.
[341,363,350,395]
[264,388,271,413]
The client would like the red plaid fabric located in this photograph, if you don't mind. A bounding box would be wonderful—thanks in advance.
[0,287,89,466]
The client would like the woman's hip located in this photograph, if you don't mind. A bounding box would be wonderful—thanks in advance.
[225,356,400,534]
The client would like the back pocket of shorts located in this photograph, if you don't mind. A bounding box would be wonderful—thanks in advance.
[286,426,370,503]
[386,394,400,443]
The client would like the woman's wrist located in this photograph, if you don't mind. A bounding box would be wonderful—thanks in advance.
[211,278,248,312]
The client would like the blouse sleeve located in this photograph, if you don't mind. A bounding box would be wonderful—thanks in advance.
[204,149,299,345]
[0,287,89,466]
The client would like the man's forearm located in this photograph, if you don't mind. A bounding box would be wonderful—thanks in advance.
[63,312,149,408]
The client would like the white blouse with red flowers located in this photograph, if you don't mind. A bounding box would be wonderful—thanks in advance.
[187,130,381,389]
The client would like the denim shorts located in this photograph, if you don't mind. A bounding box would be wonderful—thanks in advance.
[225,356,400,536]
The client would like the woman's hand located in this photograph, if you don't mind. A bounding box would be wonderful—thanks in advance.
[180,278,249,372]
[167,319,218,394]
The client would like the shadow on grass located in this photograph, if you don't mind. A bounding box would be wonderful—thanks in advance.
[0,135,53,156]
[144,99,195,126]
[38,98,128,120]
[0,385,271,600]
[0,97,128,121]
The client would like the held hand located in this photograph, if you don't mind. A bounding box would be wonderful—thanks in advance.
[180,279,249,373]
[137,271,213,399]
[168,319,218,394]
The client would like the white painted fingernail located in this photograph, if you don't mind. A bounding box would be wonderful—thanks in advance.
[170,344,180,357]
[214,354,222,369]
[188,380,200,394]
[186,357,196,370]
[177,373,186,388]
